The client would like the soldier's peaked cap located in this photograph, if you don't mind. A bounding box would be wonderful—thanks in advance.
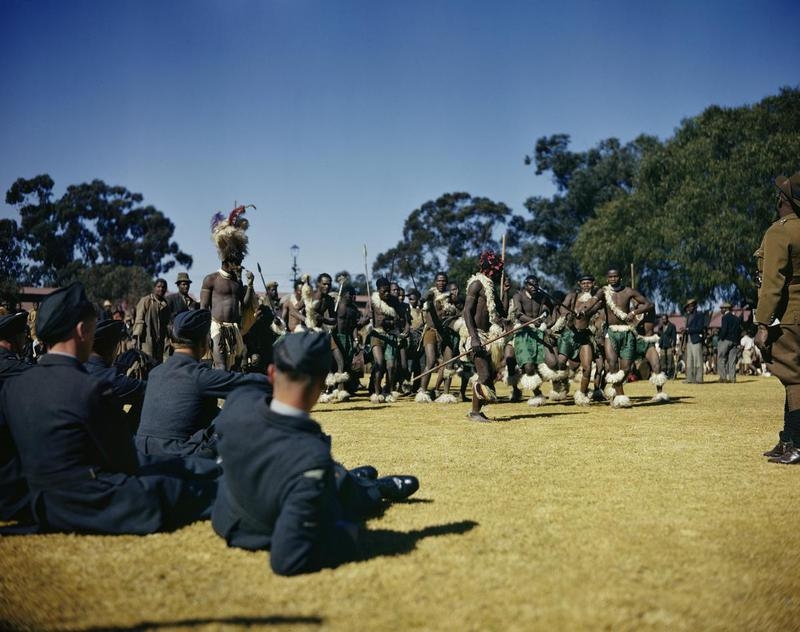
[0,311,28,339]
[173,309,211,341]
[273,331,332,377]
[36,282,94,344]
[775,172,800,208]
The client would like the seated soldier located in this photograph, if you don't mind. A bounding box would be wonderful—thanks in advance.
[212,331,419,576]
[0,283,218,534]
[136,309,269,459]
[0,310,34,523]
[84,319,147,432]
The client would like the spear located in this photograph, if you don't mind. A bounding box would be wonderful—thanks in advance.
[411,313,548,383]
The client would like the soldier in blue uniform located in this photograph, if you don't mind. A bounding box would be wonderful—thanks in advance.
[135,309,269,459]
[84,319,147,431]
[212,331,419,576]
[0,310,34,522]
[1,282,218,534]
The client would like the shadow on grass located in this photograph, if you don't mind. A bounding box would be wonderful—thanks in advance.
[45,615,324,631]
[491,411,580,422]
[361,519,478,559]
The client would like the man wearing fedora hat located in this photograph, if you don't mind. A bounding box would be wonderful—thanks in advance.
[166,272,199,316]
[716,301,741,383]
[683,298,705,384]
[755,171,800,464]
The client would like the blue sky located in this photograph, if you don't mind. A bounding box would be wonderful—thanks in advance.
[1,0,797,291]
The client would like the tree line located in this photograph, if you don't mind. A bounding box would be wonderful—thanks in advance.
[2,87,798,310]
[372,86,800,309]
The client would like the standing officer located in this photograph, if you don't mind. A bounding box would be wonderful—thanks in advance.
[756,172,800,464]
[212,331,419,576]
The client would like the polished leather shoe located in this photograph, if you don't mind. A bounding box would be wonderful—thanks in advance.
[770,446,800,465]
[376,475,419,501]
[350,465,379,480]
[763,441,793,458]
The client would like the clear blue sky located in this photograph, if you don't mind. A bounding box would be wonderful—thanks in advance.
[1,0,797,290]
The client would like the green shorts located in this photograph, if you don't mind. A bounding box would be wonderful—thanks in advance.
[606,328,637,361]
[514,328,547,366]
[558,327,593,362]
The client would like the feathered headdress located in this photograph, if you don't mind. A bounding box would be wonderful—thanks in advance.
[211,204,255,263]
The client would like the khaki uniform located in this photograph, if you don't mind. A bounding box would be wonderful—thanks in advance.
[755,214,800,406]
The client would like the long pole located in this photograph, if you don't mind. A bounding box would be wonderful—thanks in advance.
[499,233,507,302]
[363,245,375,327]
[411,314,547,383]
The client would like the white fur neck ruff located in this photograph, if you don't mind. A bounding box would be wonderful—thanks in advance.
[466,273,500,325]
[427,286,458,316]
[603,285,631,323]
[302,281,320,331]
[371,291,397,318]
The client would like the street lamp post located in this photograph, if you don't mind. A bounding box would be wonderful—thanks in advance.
[290,244,299,284]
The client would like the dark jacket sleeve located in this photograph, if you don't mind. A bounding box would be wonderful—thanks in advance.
[269,464,360,576]
[194,365,270,399]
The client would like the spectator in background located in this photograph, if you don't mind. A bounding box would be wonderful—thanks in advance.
[716,302,741,383]
[658,314,677,379]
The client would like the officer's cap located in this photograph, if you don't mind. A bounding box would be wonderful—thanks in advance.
[93,319,125,346]
[775,172,800,208]
[578,274,595,282]
[273,331,331,377]
[0,311,28,340]
[173,309,211,342]
[36,282,95,344]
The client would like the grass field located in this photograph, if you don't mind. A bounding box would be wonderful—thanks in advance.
[2,375,799,631]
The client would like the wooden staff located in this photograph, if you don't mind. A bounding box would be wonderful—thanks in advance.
[630,262,635,290]
[411,313,547,383]
[499,233,507,302]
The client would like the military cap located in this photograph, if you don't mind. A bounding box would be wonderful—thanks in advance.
[173,309,211,341]
[578,274,595,282]
[0,311,28,339]
[36,282,95,344]
[93,319,125,345]
[775,172,800,208]
[273,331,332,377]
[175,272,192,284]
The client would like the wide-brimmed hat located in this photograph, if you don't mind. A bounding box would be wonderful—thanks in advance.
[175,272,192,284]
[683,298,698,310]
[720,301,732,310]
[775,172,800,208]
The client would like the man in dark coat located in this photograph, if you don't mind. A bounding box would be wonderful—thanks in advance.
[212,331,419,576]
[0,311,34,522]
[683,298,705,383]
[165,272,199,316]
[756,172,800,464]
[135,309,269,459]
[658,315,677,379]
[1,282,218,534]
[716,302,741,383]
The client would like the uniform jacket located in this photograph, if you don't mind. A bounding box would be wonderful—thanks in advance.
[84,355,147,407]
[0,348,34,521]
[212,385,359,576]
[1,354,216,534]
[136,353,269,458]
[755,214,800,325]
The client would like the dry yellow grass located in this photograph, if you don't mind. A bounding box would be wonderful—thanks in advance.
[2,375,800,631]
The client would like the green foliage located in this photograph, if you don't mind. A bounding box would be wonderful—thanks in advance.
[76,264,155,308]
[574,86,800,308]
[5,175,193,286]
[520,134,657,289]
[372,192,514,290]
